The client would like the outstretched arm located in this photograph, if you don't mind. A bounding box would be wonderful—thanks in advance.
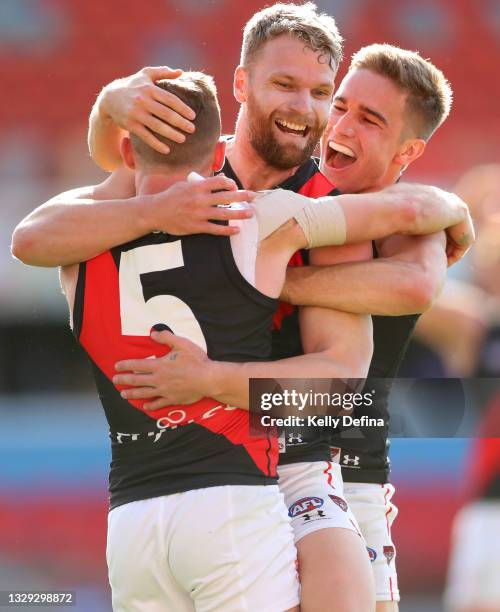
[89,66,196,171]
[11,174,255,267]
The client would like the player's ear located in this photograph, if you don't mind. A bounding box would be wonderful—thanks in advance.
[120,137,136,170]
[394,138,426,169]
[212,139,226,172]
[233,65,249,103]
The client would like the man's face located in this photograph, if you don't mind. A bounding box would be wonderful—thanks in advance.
[243,35,335,170]
[320,68,411,193]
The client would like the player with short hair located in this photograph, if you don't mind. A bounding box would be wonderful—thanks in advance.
[12,5,473,612]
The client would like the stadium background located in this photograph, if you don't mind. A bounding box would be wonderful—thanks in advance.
[1,1,499,610]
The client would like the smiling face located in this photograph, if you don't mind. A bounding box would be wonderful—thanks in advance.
[320,68,425,193]
[238,34,336,170]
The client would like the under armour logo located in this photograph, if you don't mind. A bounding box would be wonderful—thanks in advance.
[302,510,326,521]
[288,432,303,444]
[342,454,360,466]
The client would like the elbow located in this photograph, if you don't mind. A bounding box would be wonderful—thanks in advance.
[11,225,34,264]
[11,224,47,266]
[323,335,373,379]
[403,270,442,313]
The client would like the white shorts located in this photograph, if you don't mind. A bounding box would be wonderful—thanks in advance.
[107,485,300,612]
[277,461,362,543]
[444,500,500,611]
[344,482,400,603]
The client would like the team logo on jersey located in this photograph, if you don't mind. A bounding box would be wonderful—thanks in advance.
[330,447,341,463]
[367,547,377,562]
[328,494,348,512]
[383,545,395,565]
[288,497,324,518]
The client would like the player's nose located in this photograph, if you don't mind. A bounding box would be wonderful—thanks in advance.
[289,89,313,117]
[332,111,355,139]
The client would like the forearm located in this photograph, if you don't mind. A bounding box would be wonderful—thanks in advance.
[88,93,124,172]
[12,196,152,267]
[203,352,357,409]
[334,184,467,243]
[284,260,429,315]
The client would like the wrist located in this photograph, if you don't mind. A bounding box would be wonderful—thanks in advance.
[135,194,159,234]
[198,359,227,399]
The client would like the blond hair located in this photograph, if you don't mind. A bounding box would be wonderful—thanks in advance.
[241,2,343,70]
[350,43,452,140]
[130,72,221,168]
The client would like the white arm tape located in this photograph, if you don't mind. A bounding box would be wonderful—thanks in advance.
[251,189,347,248]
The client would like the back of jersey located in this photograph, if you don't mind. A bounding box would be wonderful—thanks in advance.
[73,230,278,509]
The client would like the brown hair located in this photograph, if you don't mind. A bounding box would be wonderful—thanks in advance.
[130,72,221,168]
[349,43,452,140]
[241,2,343,71]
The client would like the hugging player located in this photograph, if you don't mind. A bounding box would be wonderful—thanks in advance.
[12,3,472,611]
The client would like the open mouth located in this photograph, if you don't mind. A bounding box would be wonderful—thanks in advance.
[275,118,310,138]
[326,141,357,169]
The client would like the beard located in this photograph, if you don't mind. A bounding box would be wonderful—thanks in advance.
[245,92,325,170]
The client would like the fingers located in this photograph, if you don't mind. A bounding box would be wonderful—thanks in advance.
[147,99,195,135]
[115,359,155,373]
[131,123,170,155]
[200,175,239,192]
[199,222,240,236]
[206,205,253,221]
[206,189,256,207]
[150,83,196,120]
[120,386,158,400]
[144,398,171,411]
[113,372,155,386]
[134,109,187,144]
[142,66,183,81]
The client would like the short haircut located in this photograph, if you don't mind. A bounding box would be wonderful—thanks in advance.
[349,43,452,140]
[130,72,221,169]
[241,2,343,71]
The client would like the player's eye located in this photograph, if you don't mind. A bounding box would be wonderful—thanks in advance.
[275,81,292,89]
[332,105,345,112]
[364,117,378,126]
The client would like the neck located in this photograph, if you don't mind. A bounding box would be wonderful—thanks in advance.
[135,167,207,196]
[227,110,299,190]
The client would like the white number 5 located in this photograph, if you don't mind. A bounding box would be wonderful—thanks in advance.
[119,241,207,351]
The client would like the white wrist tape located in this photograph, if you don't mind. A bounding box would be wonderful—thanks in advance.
[251,189,347,248]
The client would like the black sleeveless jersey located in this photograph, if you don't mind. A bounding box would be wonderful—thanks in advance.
[223,156,340,465]
[239,174,419,483]
[73,230,278,510]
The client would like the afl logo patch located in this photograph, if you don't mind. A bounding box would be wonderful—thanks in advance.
[367,547,377,562]
[288,497,324,518]
[328,494,348,512]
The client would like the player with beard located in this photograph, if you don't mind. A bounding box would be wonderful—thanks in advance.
[11,5,473,612]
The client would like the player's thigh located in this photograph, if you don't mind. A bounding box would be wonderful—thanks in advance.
[297,527,375,612]
[107,497,194,612]
[170,485,300,612]
[278,461,375,612]
[346,482,400,604]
